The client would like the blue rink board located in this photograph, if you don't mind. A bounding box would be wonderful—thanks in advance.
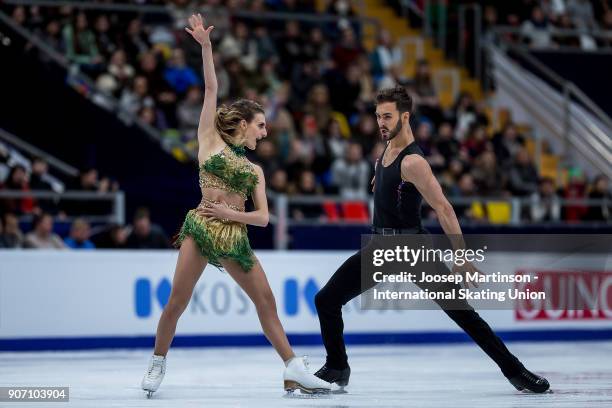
[2,329,612,351]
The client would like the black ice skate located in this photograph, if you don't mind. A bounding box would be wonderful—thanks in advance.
[315,364,351,393]
[508,368,550,393]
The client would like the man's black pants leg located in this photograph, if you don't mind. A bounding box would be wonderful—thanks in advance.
[315,246,524,377]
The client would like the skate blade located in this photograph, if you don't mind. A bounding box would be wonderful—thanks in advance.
[144,390,154,399]
[331,385,348,394]
[520,388,553,394]
[283,380,331,399]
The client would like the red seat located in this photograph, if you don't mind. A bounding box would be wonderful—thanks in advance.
[323,201,340,221]
[341,201,369,221]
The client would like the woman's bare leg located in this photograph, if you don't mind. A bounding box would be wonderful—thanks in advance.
[153,236,208,356]
[221,257,294,362]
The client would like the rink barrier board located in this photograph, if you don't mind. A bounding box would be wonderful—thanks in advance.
[2,251,612,352]
[2,329,612,351]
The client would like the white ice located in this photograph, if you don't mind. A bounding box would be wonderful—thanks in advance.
[2,342,612,407]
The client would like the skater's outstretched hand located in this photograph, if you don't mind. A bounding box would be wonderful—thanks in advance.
[185,13,214,46]
[452,261,484,289]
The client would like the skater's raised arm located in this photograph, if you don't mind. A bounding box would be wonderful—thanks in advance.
[185,13,218,152]
[199,165,269,227]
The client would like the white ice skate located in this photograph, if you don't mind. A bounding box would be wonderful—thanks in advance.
[141,355,166,398]
[283,356,331,397]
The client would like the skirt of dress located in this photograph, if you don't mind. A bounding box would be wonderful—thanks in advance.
[174,208,255,272]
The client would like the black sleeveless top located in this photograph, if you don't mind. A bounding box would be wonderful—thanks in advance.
[373,141,424,229]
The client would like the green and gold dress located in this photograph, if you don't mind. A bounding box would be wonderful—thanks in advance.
[174,144,259,272]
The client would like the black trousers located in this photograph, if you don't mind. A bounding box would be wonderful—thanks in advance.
[314,244,525,378]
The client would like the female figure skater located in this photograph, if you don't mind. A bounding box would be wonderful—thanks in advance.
[141,13,330,397]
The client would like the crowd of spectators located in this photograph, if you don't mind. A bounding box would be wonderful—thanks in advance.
[4,1,611,227]
[0,206,171,250]
[481,0,612,49]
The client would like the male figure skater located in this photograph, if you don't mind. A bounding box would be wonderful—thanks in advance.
[313,86,550,393]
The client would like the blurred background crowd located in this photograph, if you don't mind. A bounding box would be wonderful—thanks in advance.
[1,0,610,250]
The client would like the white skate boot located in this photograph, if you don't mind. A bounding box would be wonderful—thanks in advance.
[141,355,166,398]
[283,356,331,396]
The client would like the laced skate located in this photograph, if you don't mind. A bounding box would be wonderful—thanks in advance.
[508,367,550,393]
[141,355,166,398]
[314,363,351,394]
[283,356,331,397]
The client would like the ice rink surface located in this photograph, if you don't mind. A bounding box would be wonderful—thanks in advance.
[2,341,612,407]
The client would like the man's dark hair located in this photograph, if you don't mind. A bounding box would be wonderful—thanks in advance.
[375,86,413,114]
[134,207,150,221]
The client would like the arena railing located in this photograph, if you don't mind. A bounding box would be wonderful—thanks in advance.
[0,190,125,224]
[0,127,79,179]
[267,191,610,249]
[485,41,612,182]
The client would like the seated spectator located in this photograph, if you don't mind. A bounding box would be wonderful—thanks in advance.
[585,174,611,222]
[29,157,57,213]
[125,207,170,249]
[91,223,128,249]
[62,12,102,67]
[567,0,597,30]
[412,60,442,124]
[563,167,588,222]
[553,14,581,47]
[370,29,402,82]
[269,168,289,194]
[275,20,304,79]
[64,218,95,249]
[331,141,371,199]
[452,92,478,140]
[352,114,378,157]
[164,48,200,95]
[471,150,507,196]
[1,213,24,248]
[449,173,480,221]
[331,27,363,73]
[218,21,258,72]
[530,177,561,222]
[253,139,280,180]
[0,165,34,215]
[508,148,539,196]
[434,122,460,166]
[93,14,116,59]
[304,84,334,132]
[97,49,135,96]
[177,85,202,141]
[377,63,409,91]
[40,19,64,55]
[462,124,490,159]
[123,18,150,59]
[64,167,112,215]
[492,123,525,168]
[439,159,466,195]
[290,170,324,220]
[520,7,553,48]
[301,115,332,176]
[24,212,66,249]
[119,76,155,117]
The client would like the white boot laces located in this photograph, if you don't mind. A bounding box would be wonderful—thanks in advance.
[148,359,163,377]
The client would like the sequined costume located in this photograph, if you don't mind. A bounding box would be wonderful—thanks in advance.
[174,144,259,272]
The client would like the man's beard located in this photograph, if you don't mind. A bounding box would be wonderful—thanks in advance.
[380,118,402,141]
